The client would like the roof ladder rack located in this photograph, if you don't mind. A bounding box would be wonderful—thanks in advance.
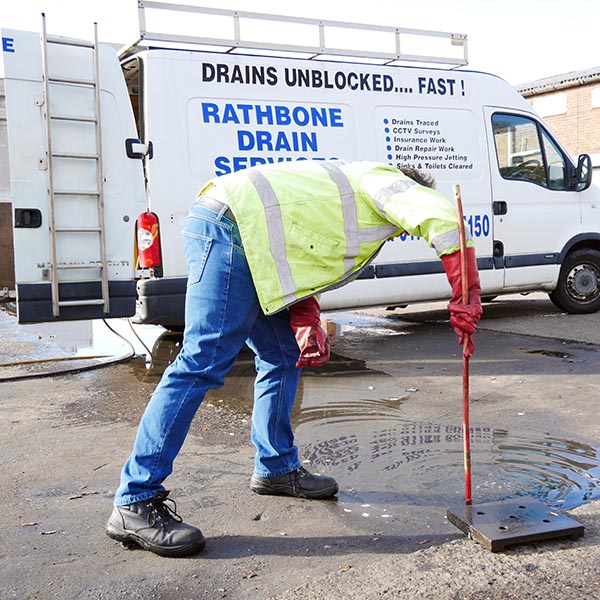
[41,13,110,317]
[120,2,467,67]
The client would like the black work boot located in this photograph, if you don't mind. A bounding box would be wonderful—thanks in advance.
[250,466,338,499]
[106,491,205,557]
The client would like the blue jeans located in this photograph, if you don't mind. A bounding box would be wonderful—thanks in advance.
[115,204,302,505]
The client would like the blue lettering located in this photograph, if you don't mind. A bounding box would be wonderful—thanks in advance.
[237,130,318,152]
[201,102,220,123]
[275,105,291,126]
[256,131,273,151]
[2,37,15,53]
[254,105,273,125]
[214,155,337,176]
[201,102,345,127]
[465,214,490,238]
[214,155,232,175]
[236,104,253,124]
[330,108,343,127]
[292,107,309,126]
[237,130,255,150]
[222,104,241,124]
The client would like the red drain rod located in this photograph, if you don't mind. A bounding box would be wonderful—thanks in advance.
[453,184,472,506]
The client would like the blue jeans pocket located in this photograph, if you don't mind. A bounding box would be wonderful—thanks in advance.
[184,233,213,287]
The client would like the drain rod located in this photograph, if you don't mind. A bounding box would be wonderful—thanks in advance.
[448,186,585,550]
[453,183,472,505]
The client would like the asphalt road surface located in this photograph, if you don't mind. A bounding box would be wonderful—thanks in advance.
[1,293,600,599]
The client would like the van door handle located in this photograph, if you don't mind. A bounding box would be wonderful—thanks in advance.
[493,201,507,215]
[125,138,154,160]
[14,208,42,228]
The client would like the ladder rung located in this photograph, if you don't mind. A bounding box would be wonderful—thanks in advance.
[52,152,99,159]
[54,190,100,196]
[58,299,106,307]
[50,114,97,123]
[46,36,94,49]
[56,264,104,270]
[49,75,95,86]
[55,227,102,233]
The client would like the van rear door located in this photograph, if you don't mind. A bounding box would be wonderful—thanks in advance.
[2,28,146,323]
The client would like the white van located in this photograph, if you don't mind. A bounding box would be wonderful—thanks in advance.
[1,3,596,328]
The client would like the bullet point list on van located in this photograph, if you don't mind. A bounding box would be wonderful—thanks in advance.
[382,113,474,175]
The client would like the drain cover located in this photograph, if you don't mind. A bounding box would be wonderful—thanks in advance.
[447,497,584,552]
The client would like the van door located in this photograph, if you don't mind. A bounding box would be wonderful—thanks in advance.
[484,108,582,290]
[2,28,145,323]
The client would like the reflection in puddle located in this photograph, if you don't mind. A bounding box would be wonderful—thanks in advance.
[301,421,600,513]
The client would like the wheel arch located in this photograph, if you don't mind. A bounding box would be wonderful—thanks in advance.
[558,233,600,263]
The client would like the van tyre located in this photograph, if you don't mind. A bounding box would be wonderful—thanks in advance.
[549,248,600,314]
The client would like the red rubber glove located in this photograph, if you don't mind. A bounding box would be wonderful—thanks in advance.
[440,246,483,358]
[288,297,330,368]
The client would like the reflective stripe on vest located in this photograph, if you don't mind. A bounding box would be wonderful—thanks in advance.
[247,161,400,304]
[372,178,417,212]
[372,176,469,254]
[323,162,398,248]
[430,228,469,254]
[319,161,359,272]
[246,168,298,305]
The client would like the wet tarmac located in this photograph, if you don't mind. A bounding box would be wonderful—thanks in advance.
[3,299,600,539]
[4,295,600,599]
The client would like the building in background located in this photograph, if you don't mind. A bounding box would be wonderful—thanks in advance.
[517,67,600,171]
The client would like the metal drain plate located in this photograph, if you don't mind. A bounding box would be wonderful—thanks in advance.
[447,497,584,552]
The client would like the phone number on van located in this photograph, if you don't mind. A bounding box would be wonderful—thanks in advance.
[398,214,490,241]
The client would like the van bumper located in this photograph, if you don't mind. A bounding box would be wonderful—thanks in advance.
[16,280,136,324]
[135,277,186,330]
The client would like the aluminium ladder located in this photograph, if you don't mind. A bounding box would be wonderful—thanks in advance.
[40,14,110,317]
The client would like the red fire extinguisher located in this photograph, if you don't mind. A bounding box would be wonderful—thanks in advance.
[135,211,163,277]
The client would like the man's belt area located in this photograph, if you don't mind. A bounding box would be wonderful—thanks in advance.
[194,195,236,222]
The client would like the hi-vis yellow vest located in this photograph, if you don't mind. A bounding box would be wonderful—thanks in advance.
[198,160,465,315]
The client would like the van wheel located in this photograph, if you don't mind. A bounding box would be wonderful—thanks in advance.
[549,249,600,313]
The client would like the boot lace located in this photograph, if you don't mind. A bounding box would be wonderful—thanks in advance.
[145,492,183,528]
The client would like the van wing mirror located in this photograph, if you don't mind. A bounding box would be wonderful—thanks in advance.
[575,154,592,191]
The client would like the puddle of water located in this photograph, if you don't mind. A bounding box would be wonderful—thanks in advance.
[323,311,417,339]
[1,315,162,363]
[300,417,600,512]
[0,309,176,379]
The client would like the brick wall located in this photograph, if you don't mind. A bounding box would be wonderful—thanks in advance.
[522,82,600,157]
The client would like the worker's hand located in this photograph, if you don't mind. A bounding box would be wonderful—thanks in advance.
[440,247,483,358]
[288,297,330,368]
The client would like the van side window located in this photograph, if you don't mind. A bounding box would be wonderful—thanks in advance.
[491,113,569,190]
